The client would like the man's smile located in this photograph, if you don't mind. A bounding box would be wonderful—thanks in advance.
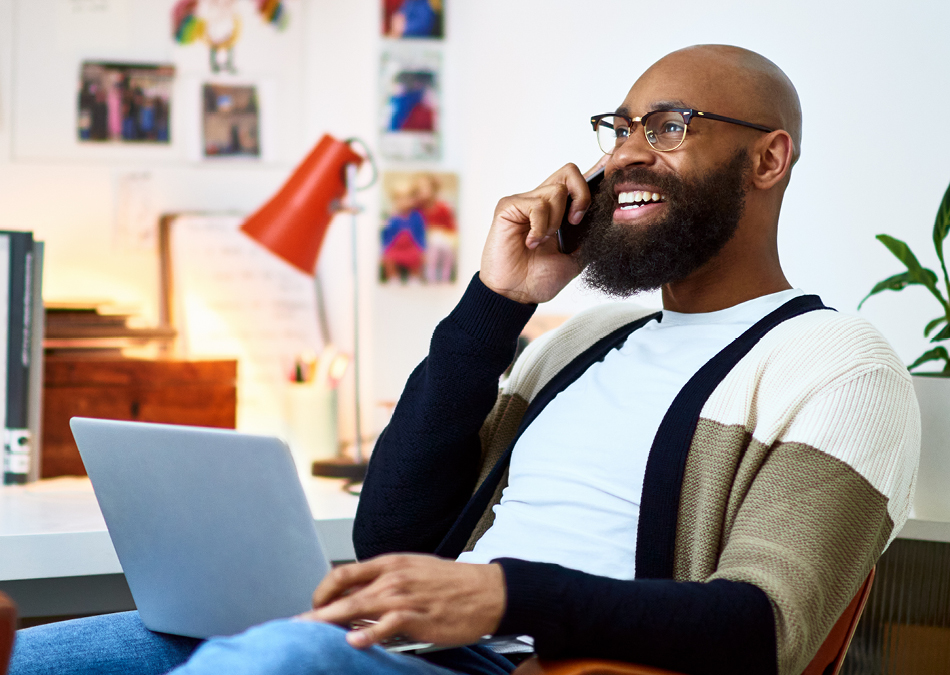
[613,187,668,222]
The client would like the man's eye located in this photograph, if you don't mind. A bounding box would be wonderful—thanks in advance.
[615,127,630,139]
[660,122,684,134]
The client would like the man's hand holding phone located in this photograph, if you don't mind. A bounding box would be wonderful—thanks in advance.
[479,157,607,305]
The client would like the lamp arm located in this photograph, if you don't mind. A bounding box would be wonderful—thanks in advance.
[346,162,364,466]
[344,138,379,192]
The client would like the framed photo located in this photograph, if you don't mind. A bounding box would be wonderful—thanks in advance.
[77,62,174,143]
[380,171,459,285]
[379,48,441,161]
[382,0,444,39]
[202,83,261,158]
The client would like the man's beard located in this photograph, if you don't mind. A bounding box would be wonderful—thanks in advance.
[578,149,752,298]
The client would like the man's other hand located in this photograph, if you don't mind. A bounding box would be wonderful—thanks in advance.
[301,554,507,650]
[480,158,607,305]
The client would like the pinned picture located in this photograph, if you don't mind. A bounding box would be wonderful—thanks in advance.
[382,0,444,39]
[173,0,289,73]
[202,83,261,158]
[379,49,441,161]
[380,171,459,285]
[77,62,175,143]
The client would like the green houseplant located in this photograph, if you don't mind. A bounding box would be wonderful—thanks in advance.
[859,181,950,374]
[860,179,950,521]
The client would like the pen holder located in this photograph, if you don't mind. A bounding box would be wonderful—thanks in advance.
[286,382,338,475]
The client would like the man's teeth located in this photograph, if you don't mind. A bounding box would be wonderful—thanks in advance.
[617,190,667,210]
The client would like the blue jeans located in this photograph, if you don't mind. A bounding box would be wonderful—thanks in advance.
[9,611,515,675]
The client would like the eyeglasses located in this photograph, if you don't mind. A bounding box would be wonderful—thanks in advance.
[591,108,775,154]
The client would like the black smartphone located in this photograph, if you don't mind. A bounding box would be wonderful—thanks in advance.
[556,167,605,254]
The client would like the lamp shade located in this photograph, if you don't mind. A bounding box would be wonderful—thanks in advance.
[241,134,364,275]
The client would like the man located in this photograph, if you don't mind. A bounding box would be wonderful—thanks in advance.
[11,45,918,675]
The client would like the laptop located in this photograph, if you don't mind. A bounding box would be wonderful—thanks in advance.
[71,417,534,655]
[72,417,333,639]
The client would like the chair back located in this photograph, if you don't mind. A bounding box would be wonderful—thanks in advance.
[0,590,16,675]
[802,566,876,675]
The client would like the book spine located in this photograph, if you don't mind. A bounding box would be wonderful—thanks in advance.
[27,242,44,482]
[3,231,33,485]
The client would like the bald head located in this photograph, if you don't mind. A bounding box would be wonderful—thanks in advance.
[639,45,802,164]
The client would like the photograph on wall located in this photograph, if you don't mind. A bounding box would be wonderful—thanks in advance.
[380,171,459,285]
[379,48,441,161]
[382,0,444,39]
[172,0,290,73]
[77,62,175,143]
[202,83,261,158]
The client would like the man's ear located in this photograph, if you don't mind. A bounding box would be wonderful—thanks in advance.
[750,130,794,191]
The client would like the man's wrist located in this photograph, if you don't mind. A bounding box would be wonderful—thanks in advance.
[492,558,564,641]
[479,562,508,636]
[478,272,533,305]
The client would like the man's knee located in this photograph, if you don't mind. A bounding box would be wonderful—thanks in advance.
[10,611,200,675]
[170,620,368,675]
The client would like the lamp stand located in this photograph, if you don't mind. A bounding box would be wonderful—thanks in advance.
[313,162,368,483]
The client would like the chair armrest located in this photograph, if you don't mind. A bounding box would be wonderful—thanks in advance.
[0,590,17,675]
[510,565,877,675]
[512,657,683,675]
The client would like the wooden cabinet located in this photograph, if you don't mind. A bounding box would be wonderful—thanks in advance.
[41,358,237,478]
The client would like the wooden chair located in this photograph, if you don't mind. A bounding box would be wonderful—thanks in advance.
[513,567,875,675]
[0,591,16,675]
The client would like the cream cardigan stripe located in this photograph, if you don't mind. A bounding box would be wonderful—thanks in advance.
[469,301,919,675]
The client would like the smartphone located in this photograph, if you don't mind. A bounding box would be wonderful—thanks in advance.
[556,166,605,255]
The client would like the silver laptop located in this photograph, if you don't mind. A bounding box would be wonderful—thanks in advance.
[71,417,534,655]
[71,417,332,639]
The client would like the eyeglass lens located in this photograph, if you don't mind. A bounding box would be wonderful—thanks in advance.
[596,112,688,153]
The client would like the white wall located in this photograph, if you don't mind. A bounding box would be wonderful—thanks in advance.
[2,0,949,439]
[451,0,950,374]
[371,0,950,408]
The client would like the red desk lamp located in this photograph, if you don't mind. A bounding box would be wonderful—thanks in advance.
[241,134,374,481]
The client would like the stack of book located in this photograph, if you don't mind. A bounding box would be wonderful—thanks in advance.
[44,304,176,358]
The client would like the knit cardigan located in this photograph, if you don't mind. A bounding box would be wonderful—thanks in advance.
[354,275,920,675]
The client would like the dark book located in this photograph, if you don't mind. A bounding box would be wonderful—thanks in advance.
[3,231,34,485]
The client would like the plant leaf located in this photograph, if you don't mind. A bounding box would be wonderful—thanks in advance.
[858,269,940,309]
[860,272,920,308]
[876,234,945,303]
[909,346,950,372]
[877,235,938,287]
[934,180,950,265]
[925,316,948,337]
[931,324,950,342]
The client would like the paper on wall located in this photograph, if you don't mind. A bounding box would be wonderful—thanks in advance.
[55,0,131,51]
[169,214,321,437]
[114,172,158,251]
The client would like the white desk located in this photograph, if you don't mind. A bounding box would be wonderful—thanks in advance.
[897,516,950,544]
[2,477,947,620]
[0,476,359,618]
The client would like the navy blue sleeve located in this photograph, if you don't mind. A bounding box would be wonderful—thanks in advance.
[496,558,777,675]
[353,274,536,560]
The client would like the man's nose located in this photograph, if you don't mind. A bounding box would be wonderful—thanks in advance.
[606,127,656,174]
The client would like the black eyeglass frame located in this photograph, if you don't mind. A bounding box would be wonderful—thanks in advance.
[590,108,775,153]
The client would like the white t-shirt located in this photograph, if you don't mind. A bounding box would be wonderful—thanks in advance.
[457,289,805,579]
